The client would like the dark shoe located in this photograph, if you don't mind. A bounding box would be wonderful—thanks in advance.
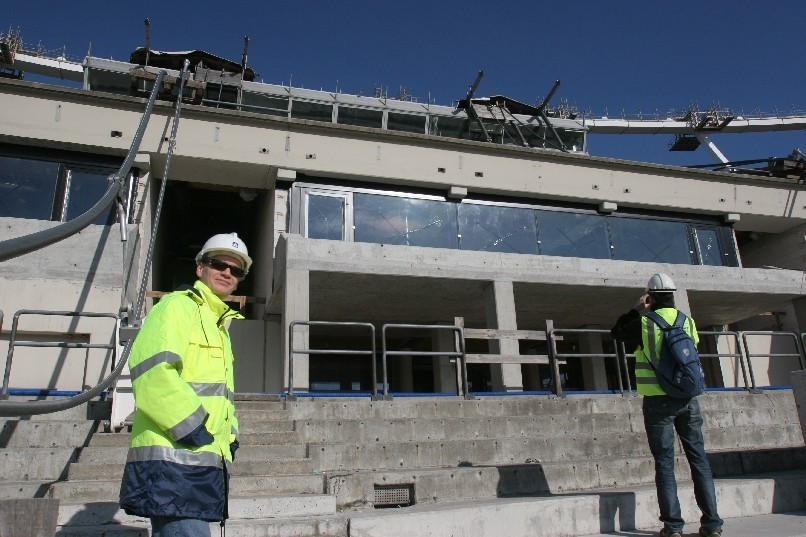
[699,530,722,537]
[660,529,682,537]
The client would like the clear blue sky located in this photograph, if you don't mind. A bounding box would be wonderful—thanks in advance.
[4,1,805,167]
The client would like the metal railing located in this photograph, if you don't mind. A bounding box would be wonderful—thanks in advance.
[287,321,376,400]
[548,328,630,398]
[381,323,469,400]
[1,310,120,399]
[698,330,752,390]
[741,331,806,390]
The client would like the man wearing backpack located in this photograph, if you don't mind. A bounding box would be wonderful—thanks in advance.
[611,273,723,537]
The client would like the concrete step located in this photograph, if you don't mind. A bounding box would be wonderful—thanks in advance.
[67,458,315,480]
[308,427,804,472]
[292,407,799,444]
[0,419,99,448]
[50,474,326,502]
[235,408,291,421]
[587,510,806,537]
[88,429,301,447]
[76,443,307,464]
[57,494,336,526]
[238,419,295,433]
[0,447,77,481]
[276,391,798,421]
[0,480,53,499]
[56,514,350,537]
[346,470,806,537]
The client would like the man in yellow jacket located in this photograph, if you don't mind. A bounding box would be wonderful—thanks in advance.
[120,233,251,537]
[611,273,722,537]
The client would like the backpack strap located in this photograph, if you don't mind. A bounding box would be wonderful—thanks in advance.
[644,310,670,330]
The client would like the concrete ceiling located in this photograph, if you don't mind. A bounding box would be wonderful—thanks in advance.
[309,272,798,331]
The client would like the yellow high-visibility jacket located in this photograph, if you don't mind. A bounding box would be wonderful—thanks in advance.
[634,307,699,396]
[119,280,242,521]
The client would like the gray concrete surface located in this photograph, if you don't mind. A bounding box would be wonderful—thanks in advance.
[791,369,806,444]
[587,510,806,537]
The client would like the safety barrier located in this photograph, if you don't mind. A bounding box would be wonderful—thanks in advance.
[548,327,630,398]
[287,321,376,400]
[1,310,120,399]
[380,323,469,400]
[741,331,806,390]
[698,330,752,390]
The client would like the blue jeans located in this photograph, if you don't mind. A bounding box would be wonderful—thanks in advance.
[643,396,723,535]
[151,516,211,537]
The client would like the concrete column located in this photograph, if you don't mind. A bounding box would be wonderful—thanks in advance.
[578,328,609,391]
[672,287,691,316]
[484,280,523,392]
[394,353,414,392]
[793,296,806,336]
[432,328,459,394]
[282,268,310,392]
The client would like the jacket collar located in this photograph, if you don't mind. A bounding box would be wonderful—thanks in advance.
[191,281,245,324]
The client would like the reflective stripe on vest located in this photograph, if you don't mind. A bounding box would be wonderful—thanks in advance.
[126,444,223,468]
[166,404,207,441]
[130,351,182,382]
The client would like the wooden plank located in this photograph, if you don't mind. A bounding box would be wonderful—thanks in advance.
[463,328,548,340]
[465,354,552,364]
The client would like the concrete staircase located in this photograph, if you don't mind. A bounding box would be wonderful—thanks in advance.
[1,390,804,536]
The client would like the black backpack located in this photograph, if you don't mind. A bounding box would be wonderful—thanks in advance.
[644,310,706,398]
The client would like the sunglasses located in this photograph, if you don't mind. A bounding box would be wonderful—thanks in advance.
[202,258,247,280]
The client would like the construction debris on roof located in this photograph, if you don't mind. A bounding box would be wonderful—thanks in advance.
[129,47,257,81]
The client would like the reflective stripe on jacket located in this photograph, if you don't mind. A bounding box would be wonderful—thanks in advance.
[119,280,242,521]
[634,307,699,397]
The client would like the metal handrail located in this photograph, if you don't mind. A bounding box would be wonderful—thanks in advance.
[1,310,119,399]
[548,328,630,397]
[287,321,376,400]
[380,323,468,400]
[740,331,806,390]
[698,330,751,390]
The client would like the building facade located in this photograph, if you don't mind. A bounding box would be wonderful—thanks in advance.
[1,46,805,399]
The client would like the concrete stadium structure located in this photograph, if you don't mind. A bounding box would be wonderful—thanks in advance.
[1,40,805,398]
[1,33,806,536]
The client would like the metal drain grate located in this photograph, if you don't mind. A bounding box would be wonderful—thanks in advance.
[373,483,415,508]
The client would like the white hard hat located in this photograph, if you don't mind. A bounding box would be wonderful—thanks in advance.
[646,273,676,292]
[196,233,252,273]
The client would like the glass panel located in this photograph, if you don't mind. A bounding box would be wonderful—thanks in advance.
[387,112,426,134]
[428,115,466,138]
[307,194,345,240]
[65,169,115,225]
[718,227,739,267]
[86,69,131,95]
[694,227,723,266]
[0,156,59,219]
[241,92,289,117]
[204,84,239,108]
[458,204,538,254]
[337,107,383,129]
[608,218,692,264]
[560,130,586,152]
[536,211,611,259]
[291,100,333,122]
[354,194,458,249]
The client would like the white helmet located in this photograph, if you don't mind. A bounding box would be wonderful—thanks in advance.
[646,273,676,292]
[196,233,252,273]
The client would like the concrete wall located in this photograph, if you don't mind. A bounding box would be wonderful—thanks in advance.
[2,79,805,234]
[2,77,806,393]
